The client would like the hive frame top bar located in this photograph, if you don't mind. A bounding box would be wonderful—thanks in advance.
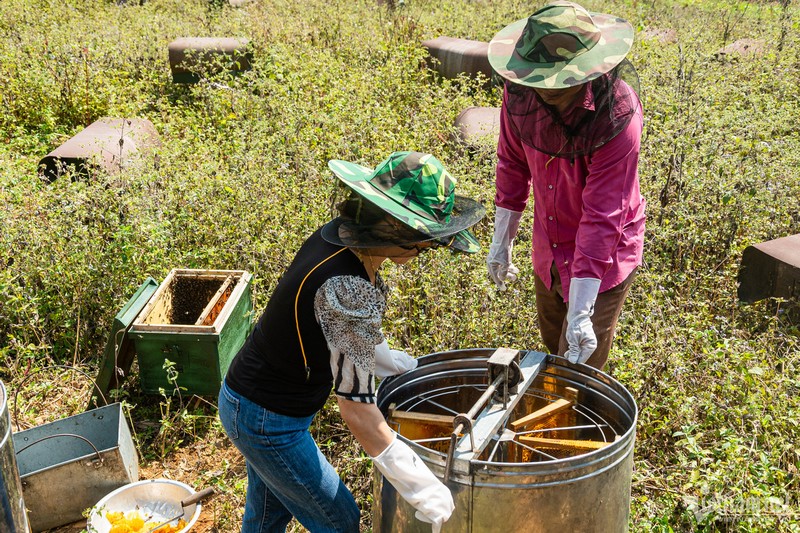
[130,269,252,334]
[447,350,547,478]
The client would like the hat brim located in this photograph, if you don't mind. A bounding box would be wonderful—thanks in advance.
[327,159,485,253]
[321,217,482,253]
[488,13,634,89]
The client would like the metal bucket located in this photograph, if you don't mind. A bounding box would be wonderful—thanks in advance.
[0,380,30,532]
[374,348,638,533]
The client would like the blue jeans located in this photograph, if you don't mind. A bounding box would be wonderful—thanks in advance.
[218,381,361,532]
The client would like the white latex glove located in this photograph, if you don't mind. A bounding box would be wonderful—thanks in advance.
[371,432,455,532]
[374,340,418,378]
[487,206,523,291]
[566,277,601,364]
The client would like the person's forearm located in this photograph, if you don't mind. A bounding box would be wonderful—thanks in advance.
[337,397,395,457]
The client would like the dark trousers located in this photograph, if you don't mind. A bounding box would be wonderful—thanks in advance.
[534,264,637,370]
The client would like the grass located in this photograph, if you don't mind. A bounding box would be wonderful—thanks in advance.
[0,0,798,531]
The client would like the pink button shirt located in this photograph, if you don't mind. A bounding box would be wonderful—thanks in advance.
[495,82,646,300]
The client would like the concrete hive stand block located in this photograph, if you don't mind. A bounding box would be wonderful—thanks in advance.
[715,38,766,60]
[738,234,800,303]
[422,36,493,81]
[38,117,160,182]
[454,106,501,150]
[640,27,678,44]
[168,37,252,84]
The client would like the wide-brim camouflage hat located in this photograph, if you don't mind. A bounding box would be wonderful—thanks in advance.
[488,1,634,89]
[323,151,485,253]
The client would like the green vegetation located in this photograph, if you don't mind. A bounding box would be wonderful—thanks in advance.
[1,0,798,531]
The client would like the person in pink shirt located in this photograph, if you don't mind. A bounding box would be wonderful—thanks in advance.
[486,1,646,370]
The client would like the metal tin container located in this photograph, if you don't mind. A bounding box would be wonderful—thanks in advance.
[374,348,638,533]
[12,403,138,532]
[0,380,30,533]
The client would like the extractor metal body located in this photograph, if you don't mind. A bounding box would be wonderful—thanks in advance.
[374,348,638,533]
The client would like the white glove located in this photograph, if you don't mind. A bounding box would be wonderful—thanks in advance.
[487,206,523,291]
[565,278,601,364]
[374,340,418,378]
[371,432,455,532]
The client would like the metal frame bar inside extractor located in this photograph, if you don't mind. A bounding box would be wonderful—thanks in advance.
[443,350,548,482]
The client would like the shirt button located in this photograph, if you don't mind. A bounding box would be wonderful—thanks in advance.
[548,184,553,190]
[548,216,553,221]
[552,243,557,248]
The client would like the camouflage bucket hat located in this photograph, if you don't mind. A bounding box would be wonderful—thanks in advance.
[323,151,485,253]
[488,1,634,88]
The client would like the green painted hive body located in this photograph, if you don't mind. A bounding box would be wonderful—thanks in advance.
[129,269,254,396]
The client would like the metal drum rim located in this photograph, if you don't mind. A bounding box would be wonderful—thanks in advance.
[0,380,10,447]
[376,347,638,474]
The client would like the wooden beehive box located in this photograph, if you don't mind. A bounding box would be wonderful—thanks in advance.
[128,269,253,396]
